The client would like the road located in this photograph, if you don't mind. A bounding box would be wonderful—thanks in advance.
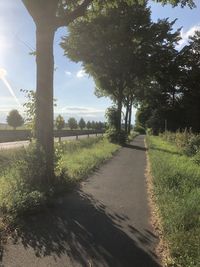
[0,134,102,150]
[1,136,160,267]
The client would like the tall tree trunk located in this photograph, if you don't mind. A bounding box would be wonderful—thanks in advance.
[128,99,133,134]
[124,99,129,134]
[117,97,122,133]
[36,23,55,182]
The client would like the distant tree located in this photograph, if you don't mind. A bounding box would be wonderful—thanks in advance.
[55,115,65,130]
[86,121,91,130]
[7,109,24,130]
[55,114,65,142]
[68,117,78,130]
[98,121,104,130]
[91,121,96,130]
[79,118,86,130]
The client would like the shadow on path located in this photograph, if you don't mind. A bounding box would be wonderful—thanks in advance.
[123,143,147,151]
[6,189,160,267]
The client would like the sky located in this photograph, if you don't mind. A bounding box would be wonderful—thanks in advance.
[0,0,200,123]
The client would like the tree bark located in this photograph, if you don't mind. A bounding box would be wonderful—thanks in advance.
[128,99,133,134]
[36,23,55,182]
[117,97,122,133]
[125,99,129,134]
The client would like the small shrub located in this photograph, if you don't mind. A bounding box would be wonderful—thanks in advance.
[184,135,200,156]
[160,131,176,143]
[128,131,138,141]
[192,150,200,165]
[0,144,47,217]
[106,127,127,144]
[134,125,146,134]
[146,128,153,135]
[175,129,191,149]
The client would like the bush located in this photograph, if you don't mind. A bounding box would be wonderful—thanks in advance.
[175,129,191,149]
[192,150,200,165]
[133,125,146,134]
[146,128,153,135]
[184,135,200,156]
[105,127,127,144]
[160,130,200,157]
[128,131,138,141]
[0,144,47,217]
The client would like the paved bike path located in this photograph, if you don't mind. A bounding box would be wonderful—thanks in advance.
[1,135,160,267]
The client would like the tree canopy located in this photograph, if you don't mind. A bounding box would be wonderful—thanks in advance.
[61,1,180,136]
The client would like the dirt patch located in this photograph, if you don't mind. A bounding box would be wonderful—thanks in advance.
[145,139,174,267]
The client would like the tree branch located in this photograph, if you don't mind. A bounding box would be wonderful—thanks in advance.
[55,0,93,28]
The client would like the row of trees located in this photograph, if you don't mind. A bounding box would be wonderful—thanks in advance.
[4,110,104,131]
[61,1,182,139]
[135,31,200,134]
[21,0,194,179]
[55,115,105,130]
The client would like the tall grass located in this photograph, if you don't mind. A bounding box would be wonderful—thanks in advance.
[56,138,120,181]
[0,137,120,220]
[147,136,200,267]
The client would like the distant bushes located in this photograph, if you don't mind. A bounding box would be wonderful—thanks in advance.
[133,125,146,134]
[160,130,200,164]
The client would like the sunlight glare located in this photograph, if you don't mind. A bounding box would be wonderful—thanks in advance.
[0,67,21,106]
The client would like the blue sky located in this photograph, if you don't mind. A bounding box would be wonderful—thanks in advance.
[0,0,199,123]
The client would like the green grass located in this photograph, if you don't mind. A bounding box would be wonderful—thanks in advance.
[0,137,120,221]
[147,136,200,267]
[56,137,120,181]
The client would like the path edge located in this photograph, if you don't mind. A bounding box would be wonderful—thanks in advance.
[144,137,174,267]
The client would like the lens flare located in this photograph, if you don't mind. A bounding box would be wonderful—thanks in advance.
[0,68,21,106]
[0,68,7,79]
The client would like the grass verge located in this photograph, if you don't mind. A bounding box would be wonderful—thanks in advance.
[146,136,200,267]
[0,137,120,223]
[56,137,120,181]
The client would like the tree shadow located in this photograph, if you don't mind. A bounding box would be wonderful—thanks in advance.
[123,143,147,151]
[3,189,161,267]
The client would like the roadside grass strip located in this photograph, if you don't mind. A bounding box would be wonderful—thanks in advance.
[58,138,120,181]
[147,136,200,267]
[0,137,120,220]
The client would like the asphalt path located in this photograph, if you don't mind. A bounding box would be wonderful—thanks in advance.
[1,135,160,267]
[0,134,102,150]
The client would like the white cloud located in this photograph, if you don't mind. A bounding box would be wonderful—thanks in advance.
[177,24,200,49]
[65,70,72,76]
[76,69,86,78]
[55,105,105,117]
